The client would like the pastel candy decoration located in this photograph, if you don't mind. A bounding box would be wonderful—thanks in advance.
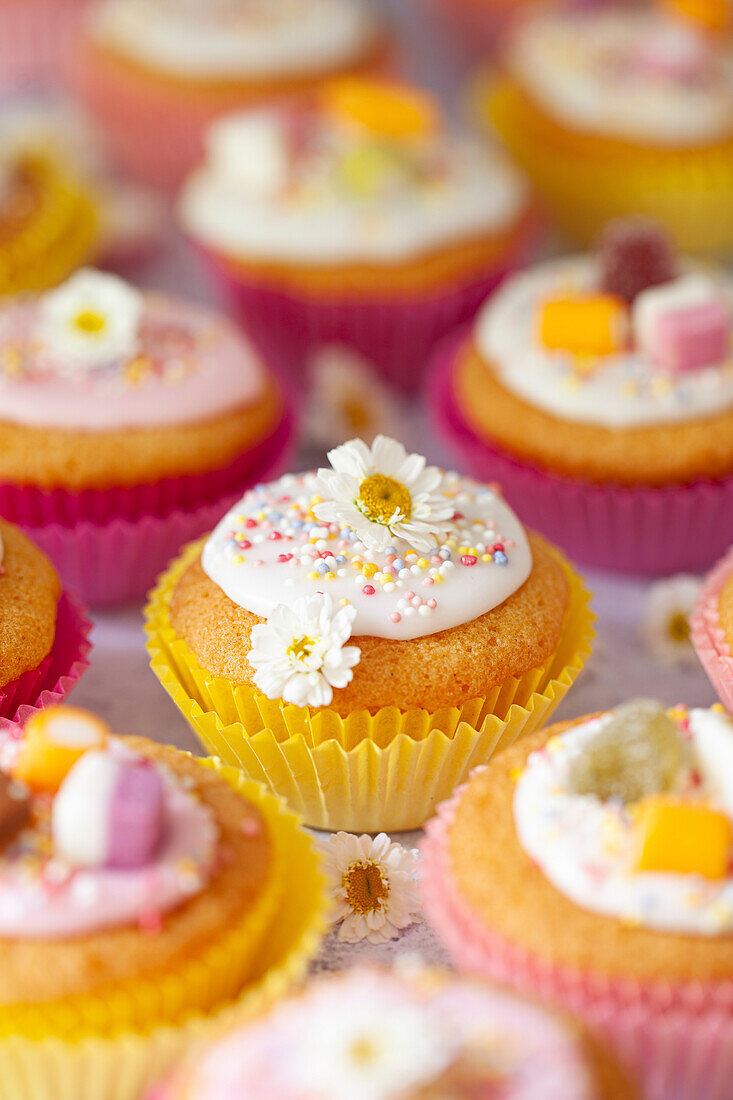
[53,749,165,869]
[207,111,290,196]
[634,275,731,373]
[539,294,629,356]
[633,21,709,80]
[634,796,732,879]
[13,706,109,793]
[322,77,439,141]
[599,218,677,304]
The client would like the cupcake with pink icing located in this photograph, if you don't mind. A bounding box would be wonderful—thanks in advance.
[0,268,292,604]
[152,966,636,1100]
[691,545,733,712]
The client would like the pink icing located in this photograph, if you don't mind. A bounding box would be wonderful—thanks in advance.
[182,969,595,1100]
[691,547,733,713]
[0,740,218,938]
[0,294,265,430]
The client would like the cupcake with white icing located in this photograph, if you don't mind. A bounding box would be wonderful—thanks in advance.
[70,0,389,192]
[0,268,291,604]
[144,434,593,831]
[431,220,733,575]
[152,966,637,1100]
[477,4,733,253]
[422,699,733,1100]
[179,77,535,392]
[0,704,328,1100]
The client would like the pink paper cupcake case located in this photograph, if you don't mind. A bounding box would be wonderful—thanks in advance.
[0,590,92,725]
[428,336,733,577]
[0,407,294,527]
[691,547,733,713]
[194,219,538,395]
[421,783,733,1100]
[13,418,294,606]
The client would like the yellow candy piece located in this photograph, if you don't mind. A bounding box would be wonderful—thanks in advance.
[322,77,439,141]
[13,706,110,793]
[539,294,629,357]
[634,797,732,880]
[659,0,731,32]
[339,145,397,198]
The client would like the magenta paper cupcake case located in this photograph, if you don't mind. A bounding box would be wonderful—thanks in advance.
[420,779,733,1100]
[0,590,92,725]
[691,547,733,714]
[429,336,733,577]
[194,216,539,396]
[15,417,294,607]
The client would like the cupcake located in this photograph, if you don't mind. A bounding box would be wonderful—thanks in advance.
[145,434,594,832]
[153,966,636,1100]
[422,699,733,1100]
[0,0,87,91]
[691,545,733,712]
[0,704,328,1100]
[429,221,733,575]
[0,519,91,724]
[478,5,733,253]
[71,0,389,192]
[179,77,535,393]
[0,267,292,605]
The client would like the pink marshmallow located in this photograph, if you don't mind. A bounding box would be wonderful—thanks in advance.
[108,761,165,869]
[634,275,731,373]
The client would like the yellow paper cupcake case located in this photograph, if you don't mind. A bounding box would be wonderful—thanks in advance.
[477,76,733,255]
[0,763,328,1100]
[144,538,595,832]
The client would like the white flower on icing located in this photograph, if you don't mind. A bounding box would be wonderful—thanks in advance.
[39,268,144,372]
[282,972,452,1100]
[249,592,360,707]
[322,831,421,944]
[314,435,453,553]
[642,574,703,668]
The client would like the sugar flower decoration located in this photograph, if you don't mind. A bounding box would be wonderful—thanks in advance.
[39,268,143,372]
[314,435,453,553]
[323,831,420,944]
[304,344,404,451]
[642,574,703,668]
[249,592,360,707]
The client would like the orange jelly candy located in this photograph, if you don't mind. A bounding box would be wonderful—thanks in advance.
[539,294,629,357]
[322,77,439,141]
[634,796,732,880]
[13,706,110,793]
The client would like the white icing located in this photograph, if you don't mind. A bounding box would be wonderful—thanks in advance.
[201,470,532,642]
[475,256,733,428]
[179,107,527,264]
[509,11,733,146]
[514,708,733,936]
[88,0,379,80]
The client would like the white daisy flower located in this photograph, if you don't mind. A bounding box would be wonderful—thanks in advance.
[323,831,421,944]
[304,344,405,452]
[284,972,454,1100]
[314,435,453,553]
[642,574,703,668]
[38,268,144,372]
[249,592,360,708]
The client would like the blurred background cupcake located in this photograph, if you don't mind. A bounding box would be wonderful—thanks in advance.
[0,268,292,604]
[180,77,536,393]
[692,545,733,712]
[70,0,390,192]
[145,434,593,831]
[0,0,89,92]
[430,219,733,576]
[153,966,636,1100]
[422,699,733,1100]
[0,520,91,723]
[476,1,733,253]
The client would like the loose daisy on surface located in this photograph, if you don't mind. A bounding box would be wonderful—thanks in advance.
[249,592,360,708]
[642,574,703,668]
[323,831,420,944]
[314,435,453,553]
[304,344,406,452]
[39,268,143,371]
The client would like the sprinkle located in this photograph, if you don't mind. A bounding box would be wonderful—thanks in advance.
[362,585,376,596]
[493,551,508,566]
[390,612,401,623]
[461,555,478,566]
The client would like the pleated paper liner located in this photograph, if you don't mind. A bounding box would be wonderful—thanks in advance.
[0,591,92,723]
[144,537,594,832]
[476,74,733,255]
[428,334,733,576]
[691,547,733,714]
[421,783,733,1100]
[0,764,328,1100]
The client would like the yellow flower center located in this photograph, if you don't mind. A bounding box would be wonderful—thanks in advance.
[343,858,389,915]
[667,611,690,644]
[288,635,315,662]
[349,1036,379,1066]
[357,474,411,527]
[342,396,370,434]
[72,309,107,336]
